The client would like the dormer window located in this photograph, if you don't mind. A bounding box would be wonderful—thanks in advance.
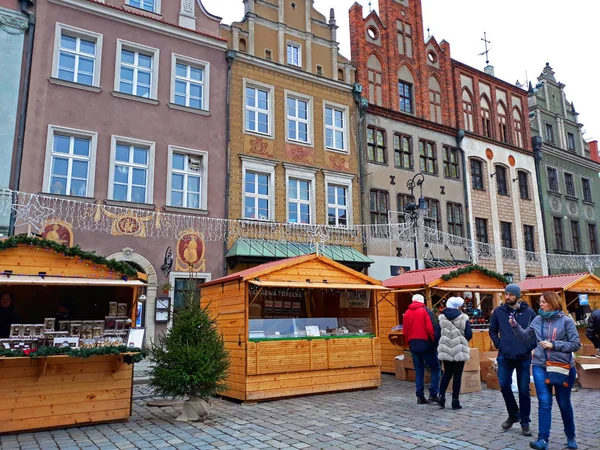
[126,0,158,13]
[286,42,301,67]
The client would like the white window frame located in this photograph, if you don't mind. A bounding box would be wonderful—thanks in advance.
[125,0,161,14]
[284,90,313,146]
[243,78,275,137]
[114,39,160,99]
[167,271,210,330]
[323,101,349,153]
[166,146,208,210]
[284,164,317,225]
[170,53,210,111]
[52,23,103,87]
[240,156,277,221]
[324,171,354,227]
[43,125,98,197]
[108,135,155,204]
[286,41,302,67]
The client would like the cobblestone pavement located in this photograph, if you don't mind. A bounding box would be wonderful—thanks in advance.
[1,375,599,450]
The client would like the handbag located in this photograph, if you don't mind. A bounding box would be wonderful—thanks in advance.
[542,321,572,388]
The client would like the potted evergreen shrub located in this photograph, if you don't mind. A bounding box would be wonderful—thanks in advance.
[149,284,229,421]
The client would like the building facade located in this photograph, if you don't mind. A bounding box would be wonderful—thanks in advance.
[220,0,369,272]
[529,63,600,271]
[16,0,228,345]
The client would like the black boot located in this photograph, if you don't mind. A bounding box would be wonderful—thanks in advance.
[438,395,446,409]
[428,394,440,404]
[451,398,462,410]
[417,395,430,405]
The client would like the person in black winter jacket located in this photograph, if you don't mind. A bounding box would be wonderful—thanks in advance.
[585,310,600,357]
[489,284,537,436]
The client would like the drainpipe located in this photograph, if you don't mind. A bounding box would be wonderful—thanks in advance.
[352,84,369,265]
[9,0,35,236]
[532,135,550,271]
[222,50,236,276]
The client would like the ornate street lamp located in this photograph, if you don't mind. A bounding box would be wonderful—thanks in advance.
[404,173,428,270]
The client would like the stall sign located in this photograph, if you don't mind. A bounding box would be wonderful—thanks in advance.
[340,291,370,309]
[579,294,589,306]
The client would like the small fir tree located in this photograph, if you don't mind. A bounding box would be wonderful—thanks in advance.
[149,282,229,405]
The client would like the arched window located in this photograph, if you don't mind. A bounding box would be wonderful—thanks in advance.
[513,108,523,147]
[462,89,474,131]
[497,102,508,143]
[367,54,383,106]
[428,77,442,123]
[480,96,492,138]
[398,65,414,114]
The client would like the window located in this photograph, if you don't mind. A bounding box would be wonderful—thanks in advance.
[423,198,440,231]
[396,20,412,57]
[589,224,598,254]
[567,132,576,151]
[571,221,581,253]
[399,81,413,113]
[429,77,442,124]
[167,147,208,210]
[171,276,203,311]
[498,103,508,143]
[285,166,316,225]
[443,146,459,179]
[244,80,273,136]
[554,217,564,251]
[480,96,492,138]
[516,171,529,199]
[324,104,347,152]
[286,42,301,67]
[126,0,157,12]
[462,90,474,132]
[367,55,383,106]
[44,126,98,197]
[582,178,593,203]
[367,127,386,164]
[524,225,535,252]
[397,193,414,223]
[325,172,353,227]
[496,165,508,195]
[545,123,554,142]
[109,137,154,204]
[116,40,159,99]
[475,218,488,244]
[286,94,310,144]
[447,202,463,237]
[419,140,437,175]
[53,24,102,87]
[370,190,389,224]
[242,157,276,221]
[394,134,413,169]
[171,55,208,110]
[500,221,513,248]
[513,108,523,147]
[547,167,559,192]
[471,159,484,190]
[564,173,576,197]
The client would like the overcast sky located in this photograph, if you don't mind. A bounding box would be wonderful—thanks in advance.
[203,0,599,142]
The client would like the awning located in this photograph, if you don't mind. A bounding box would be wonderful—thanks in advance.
[0,276,146,287]
[248,280,388,290]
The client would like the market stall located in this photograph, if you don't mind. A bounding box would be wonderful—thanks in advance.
[200,254,387,401]
[0,237,146,434]
[379,265,507,373]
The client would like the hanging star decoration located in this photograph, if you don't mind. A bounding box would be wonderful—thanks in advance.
[307,226,331,256]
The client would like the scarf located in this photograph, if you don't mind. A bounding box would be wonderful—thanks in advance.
[538,309,560,319]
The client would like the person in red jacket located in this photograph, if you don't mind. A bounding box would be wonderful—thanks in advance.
[403,294,441,404]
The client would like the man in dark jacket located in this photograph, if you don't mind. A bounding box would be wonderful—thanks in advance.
[403,294,441,405]
[489,284,537,436]
[586,310,600,357]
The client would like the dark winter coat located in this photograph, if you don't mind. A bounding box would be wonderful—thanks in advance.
[586,310,600,348]
[489,302,537,359]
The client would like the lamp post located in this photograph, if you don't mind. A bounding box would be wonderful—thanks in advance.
[404,172,428,270]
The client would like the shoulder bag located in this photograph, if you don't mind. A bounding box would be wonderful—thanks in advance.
[542,320,572,388]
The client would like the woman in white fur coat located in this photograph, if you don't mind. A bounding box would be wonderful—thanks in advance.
[434,296,473,409]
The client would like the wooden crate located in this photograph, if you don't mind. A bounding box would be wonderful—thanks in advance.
[0,355,133,434]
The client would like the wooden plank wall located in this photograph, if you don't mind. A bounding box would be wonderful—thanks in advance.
[259,260,368,284]
[202,282,247,401]
[0,355,132,434]
[377,293,401,373]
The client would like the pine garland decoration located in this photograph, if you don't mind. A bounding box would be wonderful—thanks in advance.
[0,345,145,363]
[441,264,509,285]
[0,236,138,277]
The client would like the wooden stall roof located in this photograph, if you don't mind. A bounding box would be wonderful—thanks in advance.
[0,276,146,286]
[203,254,384,288]
[382,266,465,289]
[519,272,600,293]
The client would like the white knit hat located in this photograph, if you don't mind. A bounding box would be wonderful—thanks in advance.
[447,296,464,309]
[412,294,425,303]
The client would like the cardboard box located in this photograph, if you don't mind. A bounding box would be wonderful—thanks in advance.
[403,350,414,370]
[486,372,501,390]
[579,344,598,357]
[575,357,600,389]
[479,351,498,381]
[406,368,431,383]
[449,369,482,394]
[464,348,480,372]
[395,356,407,381]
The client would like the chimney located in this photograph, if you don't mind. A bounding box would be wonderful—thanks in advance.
[484,65,495,77]
[589,140,599,163]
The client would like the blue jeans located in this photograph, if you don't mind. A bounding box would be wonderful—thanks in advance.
[411,348,441,397]
[497,355,531,426]
[532,365,576,441]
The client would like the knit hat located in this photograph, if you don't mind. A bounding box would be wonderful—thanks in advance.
[446,297,464,309]
[504,284,521,298]
[412,294,425,303]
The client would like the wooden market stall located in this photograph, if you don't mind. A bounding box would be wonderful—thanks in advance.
[378,265,507,373]
[0,238,146,434]
[200,254,388,402]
